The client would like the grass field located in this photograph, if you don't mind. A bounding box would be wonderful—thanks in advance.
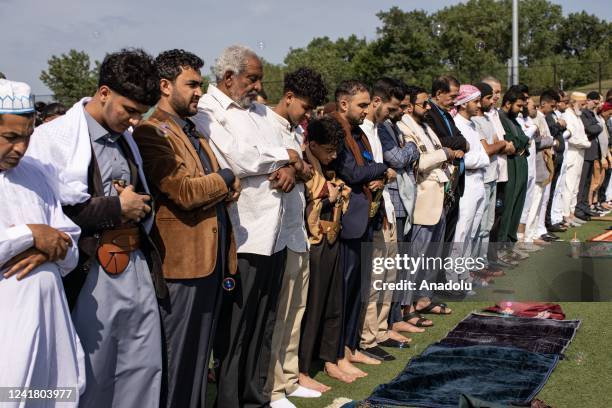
[290,219,612,408]
[570,79,612,95]
[207,219,612,407]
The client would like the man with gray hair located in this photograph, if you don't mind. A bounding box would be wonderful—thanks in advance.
[193,45,305,407]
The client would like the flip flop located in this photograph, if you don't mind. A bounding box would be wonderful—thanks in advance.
[403,312,433,327]
[414,302,451,315]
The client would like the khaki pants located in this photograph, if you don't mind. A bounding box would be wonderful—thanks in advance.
[590,160,605,204]
[360,221,397,350]
[267,249,309,401]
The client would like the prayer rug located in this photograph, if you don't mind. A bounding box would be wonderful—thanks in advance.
[439,313,580,354]
[483,302,565,320]
[589,230,612,242]
[366,344,559,408]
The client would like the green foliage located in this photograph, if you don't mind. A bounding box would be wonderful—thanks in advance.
[284,35,366,96]
[40,49,99,106]
[282,0,610,95]
[261,59,286,104]
[40,2,610,104]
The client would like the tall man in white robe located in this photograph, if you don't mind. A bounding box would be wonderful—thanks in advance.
[26,50,165,408]
[0,79,85,406]
[451,85,490,288]
[471,82,513,277]
[559,92,592,226]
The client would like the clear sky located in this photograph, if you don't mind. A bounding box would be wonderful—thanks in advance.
[1,0,609,95]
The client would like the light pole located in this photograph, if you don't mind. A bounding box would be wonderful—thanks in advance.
[512,0,519,85]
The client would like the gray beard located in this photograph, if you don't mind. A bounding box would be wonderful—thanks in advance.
[237,96,254,109]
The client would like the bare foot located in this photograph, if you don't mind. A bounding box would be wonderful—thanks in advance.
[387,330,412,343]
[392,321,425,333]
[299,373,331,393]
[326,357,368,382]
[347,349,381,365]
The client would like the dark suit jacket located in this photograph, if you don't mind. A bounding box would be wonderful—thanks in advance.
[334,128,388,239]
[545,112,566,161]
[133,108,237,279]
[581,109,604,161]
[424,102,468,196]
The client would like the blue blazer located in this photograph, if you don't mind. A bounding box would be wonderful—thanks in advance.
[334,129,388,239]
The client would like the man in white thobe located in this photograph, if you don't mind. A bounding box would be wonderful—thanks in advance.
[451,85,490,288]
[559,92,592,225]
[0,79,85,407]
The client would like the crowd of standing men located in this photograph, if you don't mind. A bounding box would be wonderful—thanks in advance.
[1,45,611,408]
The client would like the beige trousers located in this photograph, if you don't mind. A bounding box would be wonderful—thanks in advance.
[360,221,397,350]
[267,249,309,401]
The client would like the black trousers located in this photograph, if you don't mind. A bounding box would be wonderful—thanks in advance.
[298,238,342,373]
[576,160,594,213]
[545,157,564,227]
[214,251,286,408]
[488,181,506,262]
[388,216,408,325]
[339,225,374,356]
[443,199,459,243]
[160,273,221,408]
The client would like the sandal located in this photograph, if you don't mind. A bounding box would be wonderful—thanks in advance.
[402,312,433,327]
[414,301,451,315]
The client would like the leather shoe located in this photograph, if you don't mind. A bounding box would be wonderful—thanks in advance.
[378,339,410,349]
[574,212,591,221]
[547,224,566,233]
[360,345,395,361]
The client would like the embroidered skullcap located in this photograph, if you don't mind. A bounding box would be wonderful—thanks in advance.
[570,91,587,101]
[0,79,35,114]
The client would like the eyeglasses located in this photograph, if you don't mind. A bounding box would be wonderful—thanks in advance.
[415,101,430,108]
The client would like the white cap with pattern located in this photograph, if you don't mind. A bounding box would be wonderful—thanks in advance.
[0,79,35,114]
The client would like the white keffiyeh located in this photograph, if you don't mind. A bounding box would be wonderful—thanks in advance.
[26,98,153,232]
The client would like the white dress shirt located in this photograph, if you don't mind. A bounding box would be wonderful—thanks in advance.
[252,104,308,253]
[193,84,290,255]
[360,118,395,224]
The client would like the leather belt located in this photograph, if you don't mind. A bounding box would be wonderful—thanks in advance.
[96,227,140,275]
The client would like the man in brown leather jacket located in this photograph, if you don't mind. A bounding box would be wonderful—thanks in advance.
[133,49,239,408]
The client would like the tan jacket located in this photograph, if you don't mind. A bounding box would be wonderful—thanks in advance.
[304,146,351,245]
[133,108,237,279]
[398,115,449,226]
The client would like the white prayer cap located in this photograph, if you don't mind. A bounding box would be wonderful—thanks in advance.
[0,79,35,114]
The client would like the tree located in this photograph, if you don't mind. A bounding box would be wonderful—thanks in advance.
[40,50,99,106]
[284,36,365,94]
[555,12,612,58]
[261,59,286,104]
